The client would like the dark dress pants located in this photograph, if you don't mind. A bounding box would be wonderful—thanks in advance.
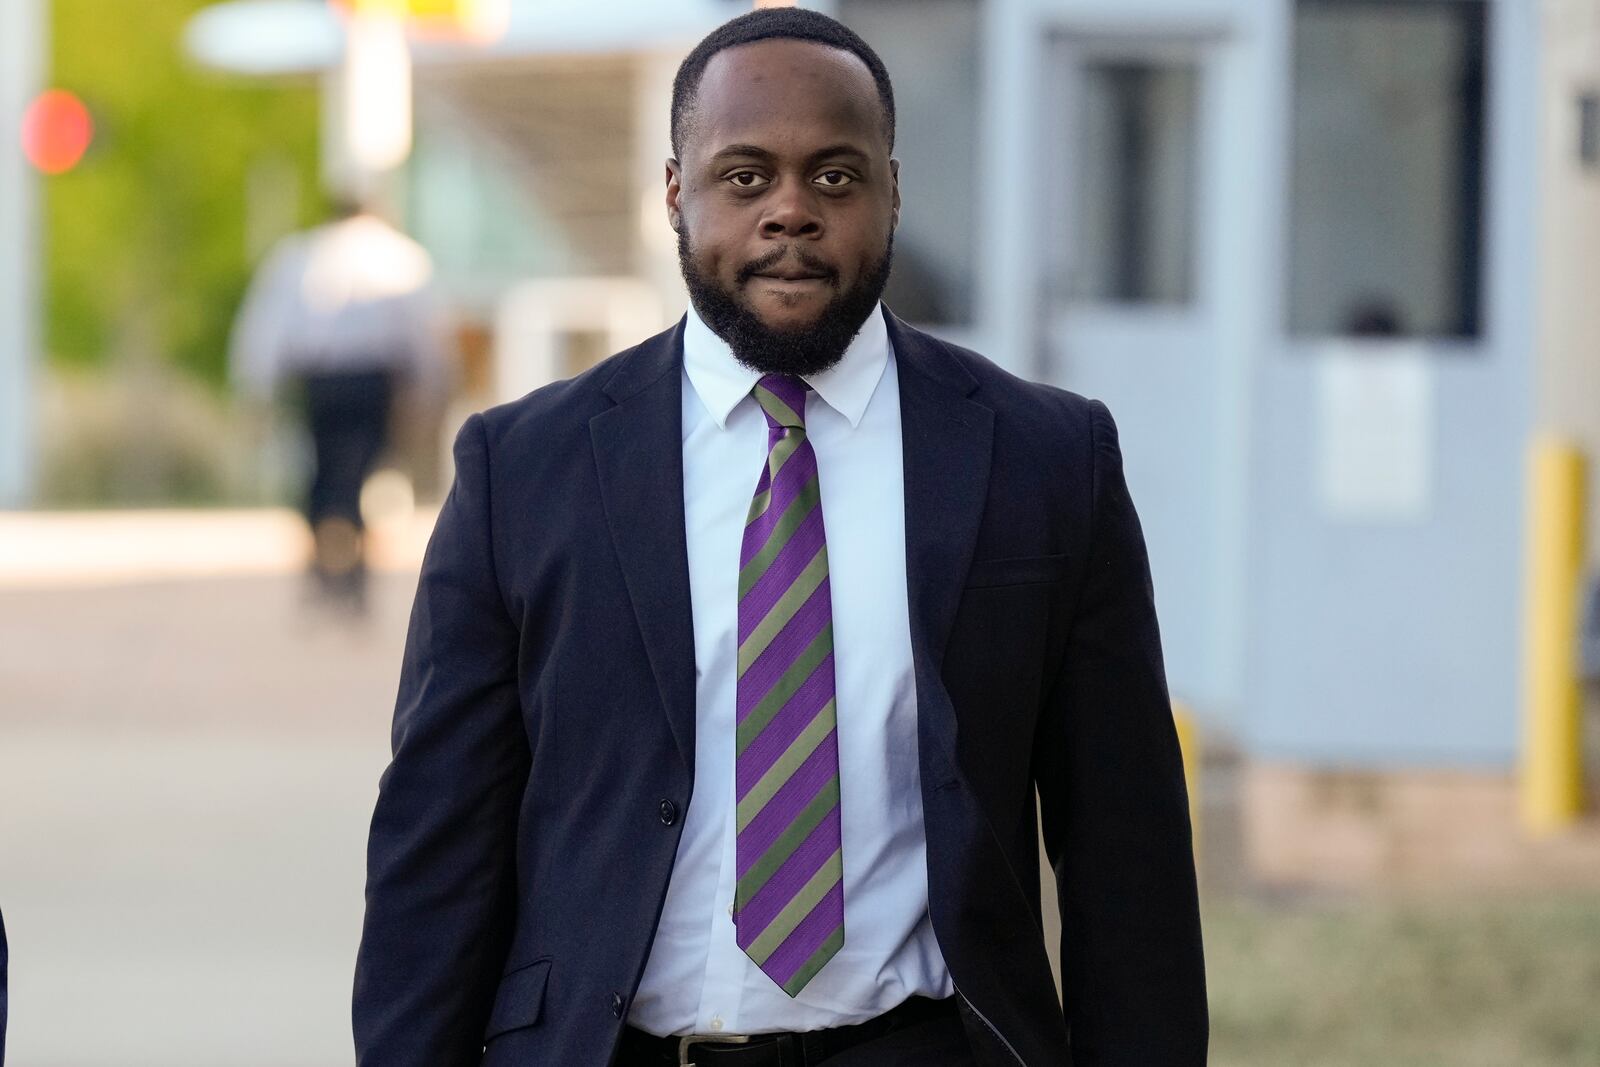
[617,1014,976,1067]
[299,366,395,530]
[816,1012,976,1065]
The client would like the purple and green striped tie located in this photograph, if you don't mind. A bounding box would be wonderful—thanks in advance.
[734,373,845,997]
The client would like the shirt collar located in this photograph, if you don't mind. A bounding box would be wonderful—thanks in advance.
[682,301,889,431]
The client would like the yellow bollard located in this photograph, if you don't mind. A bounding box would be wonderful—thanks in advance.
[1520,437,1588,835]
[1172,701,1201,862]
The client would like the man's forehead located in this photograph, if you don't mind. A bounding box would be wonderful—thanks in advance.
[689,38,884,155]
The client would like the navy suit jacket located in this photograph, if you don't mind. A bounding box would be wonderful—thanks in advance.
[353,309,1207,1066]
[1,904,7,1066]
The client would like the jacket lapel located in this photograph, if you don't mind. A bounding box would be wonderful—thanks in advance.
[886,309,995,770]
[589,319,699,771]
[586,310,995,778]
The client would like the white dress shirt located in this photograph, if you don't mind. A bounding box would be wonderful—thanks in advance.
[628,303,953,1036]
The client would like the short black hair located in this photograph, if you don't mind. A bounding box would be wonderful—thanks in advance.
[671,8,896,159]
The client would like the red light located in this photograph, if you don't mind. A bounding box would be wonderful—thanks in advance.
[21,90,94,175]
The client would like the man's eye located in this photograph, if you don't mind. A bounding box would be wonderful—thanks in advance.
[728,172,769,188]
[815,171,854,187]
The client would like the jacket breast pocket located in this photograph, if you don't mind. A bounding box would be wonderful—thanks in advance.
[963,553,1070,589]
[483,957,553,1042]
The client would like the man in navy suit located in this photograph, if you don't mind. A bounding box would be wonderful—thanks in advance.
[354,9,1206,1066]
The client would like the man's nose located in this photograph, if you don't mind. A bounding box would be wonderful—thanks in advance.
[759,179,823,239]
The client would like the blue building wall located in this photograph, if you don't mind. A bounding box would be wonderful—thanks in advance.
[965,0,1536,767]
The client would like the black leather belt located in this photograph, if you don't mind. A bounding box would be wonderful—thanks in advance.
[618,994,958,1066]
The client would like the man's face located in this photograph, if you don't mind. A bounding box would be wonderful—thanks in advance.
[667,38,900,376]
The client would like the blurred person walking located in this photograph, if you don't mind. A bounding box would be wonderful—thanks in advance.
[354,9,1204,1067]
[229,200,449,615]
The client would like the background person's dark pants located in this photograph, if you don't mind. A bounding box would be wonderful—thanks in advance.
[296,367,394,607]
[300,367,394,528]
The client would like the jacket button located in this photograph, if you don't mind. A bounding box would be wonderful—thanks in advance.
[658,798,678,826]
[610,991,626,1018]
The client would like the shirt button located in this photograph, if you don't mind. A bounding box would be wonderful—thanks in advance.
[710,1016,724,1032]
[658,798,678,825]
[610,992,626,1018]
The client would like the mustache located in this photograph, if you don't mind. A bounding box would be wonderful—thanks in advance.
[737,246,838,285]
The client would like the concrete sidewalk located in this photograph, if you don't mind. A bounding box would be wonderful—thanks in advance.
[1,729,390,1067]
[1,510,425,1066]
[0,507,434,589]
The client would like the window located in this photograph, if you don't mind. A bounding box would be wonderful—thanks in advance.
[1579,92,1600,169]
[1067,59,1199,305]
[1288,0,1487,338]
[836,0,980,325]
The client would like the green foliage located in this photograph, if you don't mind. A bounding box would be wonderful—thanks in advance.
[46,0,324,387]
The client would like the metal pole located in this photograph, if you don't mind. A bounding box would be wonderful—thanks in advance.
[1520,436,1589,834]
[0,0,43,508]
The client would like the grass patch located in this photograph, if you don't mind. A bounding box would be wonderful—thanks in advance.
[1205,894,1600,1066]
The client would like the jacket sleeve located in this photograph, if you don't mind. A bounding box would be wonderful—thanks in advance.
[1,903,8,1065]
[1033,399,1209,1065]
[353,412,529,1066]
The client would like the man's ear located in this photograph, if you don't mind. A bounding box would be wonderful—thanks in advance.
[889,157,901,232]
[666,159,684,233]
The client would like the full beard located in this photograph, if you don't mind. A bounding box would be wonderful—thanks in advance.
[678,228,894,378]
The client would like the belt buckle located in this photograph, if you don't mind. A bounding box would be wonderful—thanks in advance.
[678,1032,753,1066]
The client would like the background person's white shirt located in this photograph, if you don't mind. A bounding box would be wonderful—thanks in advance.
[228,214,448,400]
[628,303,954,1037]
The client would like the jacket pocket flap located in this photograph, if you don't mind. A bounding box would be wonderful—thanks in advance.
[483,957,552,1041]
[964,553,1070,589]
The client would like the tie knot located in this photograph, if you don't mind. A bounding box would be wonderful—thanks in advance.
[753,374,808,431]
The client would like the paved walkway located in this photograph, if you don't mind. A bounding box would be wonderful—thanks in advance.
[1,511,423,1066]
